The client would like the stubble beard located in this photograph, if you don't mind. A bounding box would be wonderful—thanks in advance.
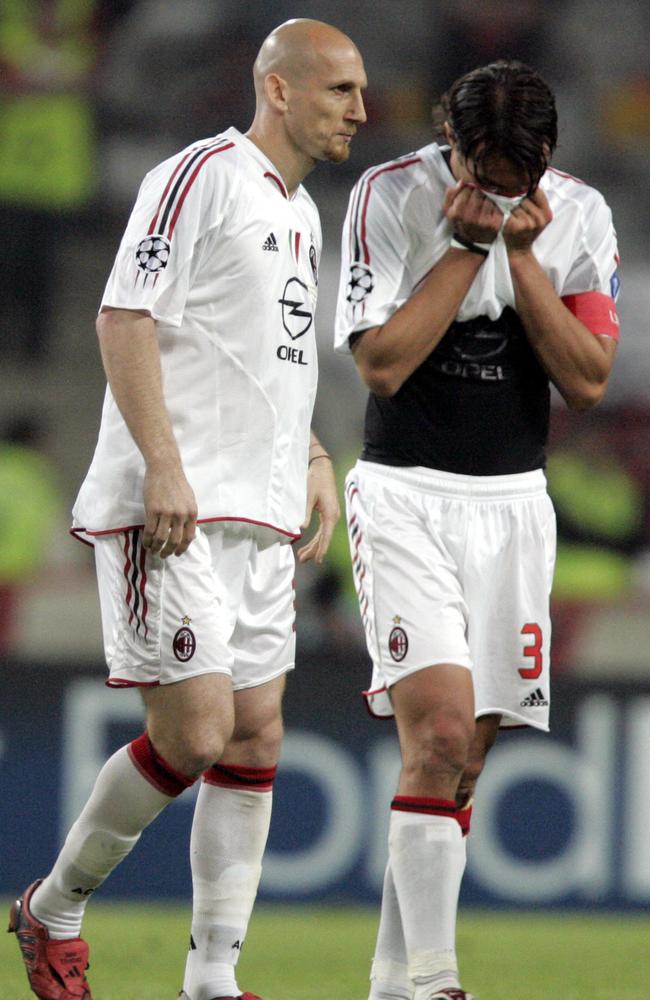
[324,138,352,164]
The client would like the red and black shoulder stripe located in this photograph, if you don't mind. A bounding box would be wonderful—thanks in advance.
[148,135,235,241]
[347,154,422,265]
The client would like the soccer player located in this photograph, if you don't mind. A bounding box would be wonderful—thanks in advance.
[10,19,366,1000]
[335,61,619,1000]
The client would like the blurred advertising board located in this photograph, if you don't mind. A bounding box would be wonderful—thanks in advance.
[2,653,649,909]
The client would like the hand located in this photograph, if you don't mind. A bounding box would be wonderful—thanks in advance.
[503,187,553,255]
[142,462,198,558]
[443,180,503,246]
[297,457,340,564]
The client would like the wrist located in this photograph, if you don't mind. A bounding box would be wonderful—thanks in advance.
[308,452,331,467]
[144,446,183,471]
[450,233,492,258]
[506,246,538,273]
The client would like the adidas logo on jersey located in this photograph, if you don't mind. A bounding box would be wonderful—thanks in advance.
[262,232,279,251]
[520,687,549,708]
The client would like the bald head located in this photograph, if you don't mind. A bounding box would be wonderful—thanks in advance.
[246,18,366,192]
[253,18,361,98]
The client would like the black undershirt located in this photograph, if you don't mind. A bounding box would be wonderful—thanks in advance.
[358,307,550,476]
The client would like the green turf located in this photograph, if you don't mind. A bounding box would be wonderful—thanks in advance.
[3,901,649,999]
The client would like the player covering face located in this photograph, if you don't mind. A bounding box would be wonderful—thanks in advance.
[336,60,619,1000]
[9,18,366,1000]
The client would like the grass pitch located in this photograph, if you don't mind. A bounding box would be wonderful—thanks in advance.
[2,901,649,999]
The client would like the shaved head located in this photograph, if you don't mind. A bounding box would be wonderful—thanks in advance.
[246,18,366,192]
[253,18,361,98]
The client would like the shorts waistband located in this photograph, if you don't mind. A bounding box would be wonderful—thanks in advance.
[355,460,548,501]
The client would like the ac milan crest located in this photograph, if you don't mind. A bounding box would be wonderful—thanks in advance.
[309,243,318,285]
[173,626,196,662]
[389,626,408,662]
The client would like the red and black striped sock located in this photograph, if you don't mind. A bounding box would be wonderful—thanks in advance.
[128,732,196,796]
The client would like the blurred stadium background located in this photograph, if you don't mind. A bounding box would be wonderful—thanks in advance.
[2,0,650,933]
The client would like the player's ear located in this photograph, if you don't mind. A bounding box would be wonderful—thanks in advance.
[264,72,290,112]
[443,121,456,147]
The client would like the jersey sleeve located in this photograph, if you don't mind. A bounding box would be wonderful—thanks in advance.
[560,190,621,340]
[101,139,235,326]
[334,170,411,354]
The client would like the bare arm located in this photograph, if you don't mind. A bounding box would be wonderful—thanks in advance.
[352,182,502,396]
[97,307,197,557]
[505,190,617,410]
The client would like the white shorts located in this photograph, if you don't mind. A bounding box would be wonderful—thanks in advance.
[93,525,296,689]
[345,461,556,730]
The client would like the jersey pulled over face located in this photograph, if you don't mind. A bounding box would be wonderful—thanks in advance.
[73,128,322,541]
[334,142,620,476]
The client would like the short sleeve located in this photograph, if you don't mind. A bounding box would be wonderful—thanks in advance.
[560,191,621,339]
[334,169,411,354]
[101,138,235,326]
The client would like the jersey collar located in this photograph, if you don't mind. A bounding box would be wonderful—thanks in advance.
[226,127,293,200]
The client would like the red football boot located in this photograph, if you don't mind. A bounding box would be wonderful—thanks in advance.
[8,880,92,999]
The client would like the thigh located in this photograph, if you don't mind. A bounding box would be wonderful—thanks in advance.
[466,491,556,731]
[142,670,235,758]
[391,663,476,744]
[221,674,286,767]
[94,526,234,688]
[226,538,297,691]
[346,465,472,691]
[390,662,476,797]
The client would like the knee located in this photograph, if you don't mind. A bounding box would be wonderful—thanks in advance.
[402,712,473,783]
[150,718,235,778]
[227,713,284,768]
[179,731,232,777]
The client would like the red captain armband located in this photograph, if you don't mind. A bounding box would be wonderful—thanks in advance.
[561,291,620,341]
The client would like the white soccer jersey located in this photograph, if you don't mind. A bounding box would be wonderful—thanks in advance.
[335,142,620,351]
[73,128,322,543]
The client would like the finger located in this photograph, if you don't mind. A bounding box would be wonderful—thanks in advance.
[528,186,550,213]
[443,180,465,211]
[297,533,319,563]
[314,509,339,563]
[444,185,472,220]
[159,530,178,559]
[159,516,184,559]
[173,516,197,557]
[142,513,159,550]
[477,199,503,226]
[317,522,336,562]
[148,515,172,554]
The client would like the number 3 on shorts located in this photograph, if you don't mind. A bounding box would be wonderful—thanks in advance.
[519,622,543,679]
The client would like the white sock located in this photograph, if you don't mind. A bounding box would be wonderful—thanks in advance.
[182,776,273,1000]
[389,807,466,996]
[31,736,192,939]
[369,862,412,1000]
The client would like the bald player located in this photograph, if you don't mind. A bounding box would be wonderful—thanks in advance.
[9,19,367,1000]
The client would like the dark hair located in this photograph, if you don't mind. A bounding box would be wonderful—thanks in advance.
[439,60,557,192]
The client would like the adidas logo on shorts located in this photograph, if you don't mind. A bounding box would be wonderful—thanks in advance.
[262,232,279,251]
[520,687,549,708]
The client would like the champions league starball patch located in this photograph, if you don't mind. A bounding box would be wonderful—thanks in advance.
[135,234,171,273]
[346,262,374,304]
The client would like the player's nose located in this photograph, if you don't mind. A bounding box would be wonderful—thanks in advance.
[348,90,367,125]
